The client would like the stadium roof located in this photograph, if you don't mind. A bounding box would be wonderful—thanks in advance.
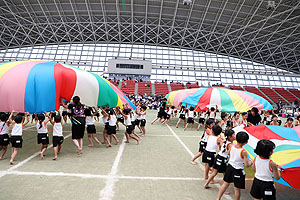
[0,0,300,73]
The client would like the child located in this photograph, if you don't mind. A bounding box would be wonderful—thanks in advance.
[295,116,300,126]
[101,108,119,146]
[184,106,195,131]
[263,110,272,125]
[101,109,109,144]
[240,112,248,127]
[9,112,30,165]
[232,112,240,127]
[190,119,215,165]
[202,125,223,180]
[118,108,139,144]
[217,131,253,200]
[135,105,143,133]
[208,106,217,120]
[204,129,235,188]
[85,107,102,147]
[35,113,51,159]
[115,107,125,131]
[270,115,279,126]
[284,117,294,128]
[197,111,206,130]
[220,112,229,132]
[139,105,147,136]
[176,105,187,128]
[0,113,11,160]
[49,111,64,160]
[250,139,283,200]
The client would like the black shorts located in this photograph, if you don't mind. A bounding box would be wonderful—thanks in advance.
[163,112,168,119]
[62,111,68,116]
[179,114,186,120]
[87,125,96,134]
[10,136,23,148]
[140,119,146,127]
[187,117,194,123]
[166,114,171,119]
[117,117,124,123]
[202,150,216,167]
[135,119,141,126]
[0,134,10,146]
[72,117,85,139]
[250,178,276,200]
[223,164,246,189]
[95,113,100,117]
[126,125,133,134]
[104,122,109,130]
[157,112,163,118]
[213,155,228,173]
[53,136,64,147]
[107,125,116,135]
[131,121,136,129]
[266,121,271,125]
[199,141,207,152]
[199,118,205,123]
[37,133,49,145]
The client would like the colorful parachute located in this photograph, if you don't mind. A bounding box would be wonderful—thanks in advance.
[0,60,135,113]
[234,125,300,189]
[166,88,272,112]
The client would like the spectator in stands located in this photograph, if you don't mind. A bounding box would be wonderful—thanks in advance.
[247,107,261,126]
[276,99,282,113]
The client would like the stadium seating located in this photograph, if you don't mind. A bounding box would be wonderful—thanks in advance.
[138,81,152,95]
[259,87,289,104]
[244,86,273,104]
[273,88,299,104]
[170,83,185,91]
[154,82,169,96]
[229,85,245,91]
[186,83,200,89]
[120,80,135,95]
[287,88,300,100]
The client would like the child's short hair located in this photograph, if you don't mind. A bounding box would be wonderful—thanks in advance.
[189,107,194,111]
[287,117,294,122]
[234,112,240,117]
[0,113,8,121]
[221,112,227,120]
[84,108,92,116]
[210,107,215,111]
[54,115,62,123]
[212,125,222,136]
[141,105,147,110]
[206,119,215,126]
[14,115,23,123]
[123,109,131,115]
[271,115,278,120]
[37,114,45,122]
[171,106,175,109]
[254,139,275,159]
[236,131,249,144]
[224,129,235,140]
[241,112,247,116]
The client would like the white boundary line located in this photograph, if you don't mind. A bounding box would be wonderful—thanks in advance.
[0,133,71,178]
[166,124,233,200]
[99,136,126,200]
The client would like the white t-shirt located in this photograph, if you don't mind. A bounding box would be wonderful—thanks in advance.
[53,123,63,137]
[0,121,9,135]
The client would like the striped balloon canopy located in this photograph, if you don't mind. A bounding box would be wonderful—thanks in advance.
[234,125,300,189]
[0,60,135,113]
[166,88,272,112]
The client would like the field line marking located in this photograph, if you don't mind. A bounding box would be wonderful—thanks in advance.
[166,124,233,200]
[0,133,71,178]
[99,135,126,200]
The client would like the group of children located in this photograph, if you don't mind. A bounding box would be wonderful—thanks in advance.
[0,102,148,165]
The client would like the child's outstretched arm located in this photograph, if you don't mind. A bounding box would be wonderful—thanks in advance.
[44,112,52,124]
[242,149,253,167]
[271,161,283,180]
[23,113,30,126]
[8,112,14,124]
[92,107,98,116]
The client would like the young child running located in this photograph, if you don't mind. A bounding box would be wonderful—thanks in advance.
[270,115,279,126]
[184,106,195,131]
[118,108,139,144]
[49,111,64,160]
[101,109,109,144]
[101,108,119,146]
[9,113,30,165]
[0,113,11,160]
[250,139,283,200]
[204,129,235,189]
[139,105,147,136]
[232,112,240,127]
[162,106,172,125]
[115,107,125,131]
[85,107,102,147]
[202,125,223,180]
[176,105,187,128]
[190,119,215,165]
[207,106,217,120]
[35,113,51,159]
[217,131,253,200]
[284,117,294,128]
[197,111,206,130]
[240,112,248,127]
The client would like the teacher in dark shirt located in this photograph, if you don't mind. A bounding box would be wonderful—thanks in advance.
[247,107,261,126]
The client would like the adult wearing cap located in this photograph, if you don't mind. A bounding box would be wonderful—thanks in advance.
[62,96,86,155]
